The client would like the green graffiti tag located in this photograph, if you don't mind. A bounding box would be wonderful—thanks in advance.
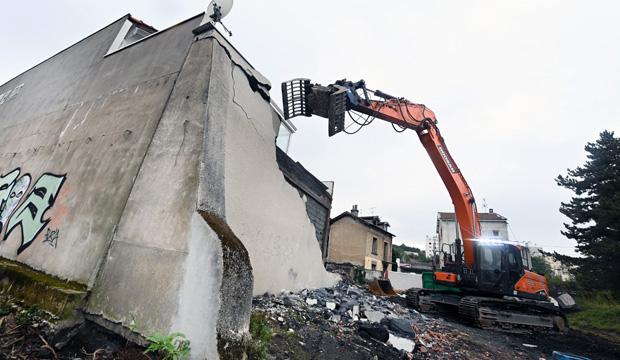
[3,173,66,254]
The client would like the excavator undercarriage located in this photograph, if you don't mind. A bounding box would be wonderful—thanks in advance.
[406,288,568,333]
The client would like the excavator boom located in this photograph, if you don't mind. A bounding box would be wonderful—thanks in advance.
[281,78,481,268]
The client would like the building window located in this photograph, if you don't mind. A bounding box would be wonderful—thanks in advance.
[276,122,293,152]
[107,19,157,55]
[492,230,499,237]
[383,242,389,261]
[371,262,377,271]
[371,237,378,255]
[273,102,297,153]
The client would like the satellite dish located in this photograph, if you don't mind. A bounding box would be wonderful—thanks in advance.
[207,0,234,23]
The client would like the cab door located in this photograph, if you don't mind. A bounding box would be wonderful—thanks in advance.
[477,244,504,293]
[506,245,525,290]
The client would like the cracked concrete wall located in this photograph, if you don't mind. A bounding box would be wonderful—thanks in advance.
[86,32,252,360]
[194,31,339,295]
[1,12,336,359]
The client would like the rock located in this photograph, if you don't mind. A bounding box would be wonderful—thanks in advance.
[306,298,318,306]
[326,302,336,310]
[364,310,385,323]
[341,300,359,310]
[348,286,363,297]
[358,324,389,342]
[386,318,416,337]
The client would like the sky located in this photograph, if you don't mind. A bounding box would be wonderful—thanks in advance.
[1,1,619,256]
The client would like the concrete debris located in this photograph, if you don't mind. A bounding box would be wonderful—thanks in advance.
[389,333,416,352]
[305,298,317,305]
[252,278,478,359]
[359,324,389,342]
[252,277,615,359]
[364,310,386,323]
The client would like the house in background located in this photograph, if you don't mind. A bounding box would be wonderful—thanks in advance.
[328,205,394,274]
[436,209,508,255]
[529,246,574,281]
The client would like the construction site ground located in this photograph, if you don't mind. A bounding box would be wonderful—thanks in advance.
[253,278,619,360]
[1,282,619,359]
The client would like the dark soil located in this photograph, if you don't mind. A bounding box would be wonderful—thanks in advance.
[0,312,155,360]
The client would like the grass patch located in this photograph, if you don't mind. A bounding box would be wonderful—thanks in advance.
[144,332,191,360]
[248,312,273,360]
[568,292,620,341]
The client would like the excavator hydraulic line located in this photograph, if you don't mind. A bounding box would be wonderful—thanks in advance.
[281,78,481,269]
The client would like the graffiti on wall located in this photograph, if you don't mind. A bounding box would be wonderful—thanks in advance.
[0,84,24,106]
[0,168,66,254]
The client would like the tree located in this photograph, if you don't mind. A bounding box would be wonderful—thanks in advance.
[531,256,552,276]
[556,130,620,295]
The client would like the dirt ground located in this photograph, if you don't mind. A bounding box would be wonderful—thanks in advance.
[0,311,153,360]
[256,285,620,360]
[2,288,619,359]
[262,309,620,360]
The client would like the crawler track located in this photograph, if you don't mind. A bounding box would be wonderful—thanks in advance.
[407,289,568,333]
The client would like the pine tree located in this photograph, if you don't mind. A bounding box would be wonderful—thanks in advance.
[556,130,620,294]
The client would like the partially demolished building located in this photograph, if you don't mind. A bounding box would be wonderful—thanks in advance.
[0,13,336,359]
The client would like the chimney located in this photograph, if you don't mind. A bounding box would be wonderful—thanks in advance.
[489,208,494,214]
[351,205,359,217]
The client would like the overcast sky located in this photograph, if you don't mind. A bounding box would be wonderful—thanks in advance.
[2,1,618,256]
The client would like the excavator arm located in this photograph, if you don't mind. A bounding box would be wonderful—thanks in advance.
[281,78,481,269]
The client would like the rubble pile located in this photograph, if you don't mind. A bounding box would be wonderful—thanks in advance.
[252,279,477,359]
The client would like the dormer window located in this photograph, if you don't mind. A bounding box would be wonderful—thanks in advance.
[107,17,157,55]
[120,24,154,48]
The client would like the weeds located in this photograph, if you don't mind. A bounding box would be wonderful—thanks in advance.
[568,292,620,342]
[15,305,44,326]
[247,312,273,360]
[0,296,11,316]
[144,332,191,360]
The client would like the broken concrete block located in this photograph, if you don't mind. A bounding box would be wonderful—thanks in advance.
[306,298,318,306]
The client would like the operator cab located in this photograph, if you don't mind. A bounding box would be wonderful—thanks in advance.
[475,242,525,296]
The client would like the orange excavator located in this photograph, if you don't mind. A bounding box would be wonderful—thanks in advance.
[281,78,571,331]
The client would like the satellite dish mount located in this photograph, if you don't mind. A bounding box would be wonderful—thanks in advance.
[207,0,234,36]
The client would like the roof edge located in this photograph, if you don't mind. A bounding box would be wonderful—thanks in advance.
[331,212,395,238]
[0,14,131,88]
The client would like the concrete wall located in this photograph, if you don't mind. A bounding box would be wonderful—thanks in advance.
[389,272,422,291]
[276,147,332,260]
[200,33,338,295]
[0,13,340,359]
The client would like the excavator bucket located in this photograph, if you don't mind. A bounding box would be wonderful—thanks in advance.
[281,79,348,136]
[378,279,397,295]
[368,278,397,296]
[368,279,386,296]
